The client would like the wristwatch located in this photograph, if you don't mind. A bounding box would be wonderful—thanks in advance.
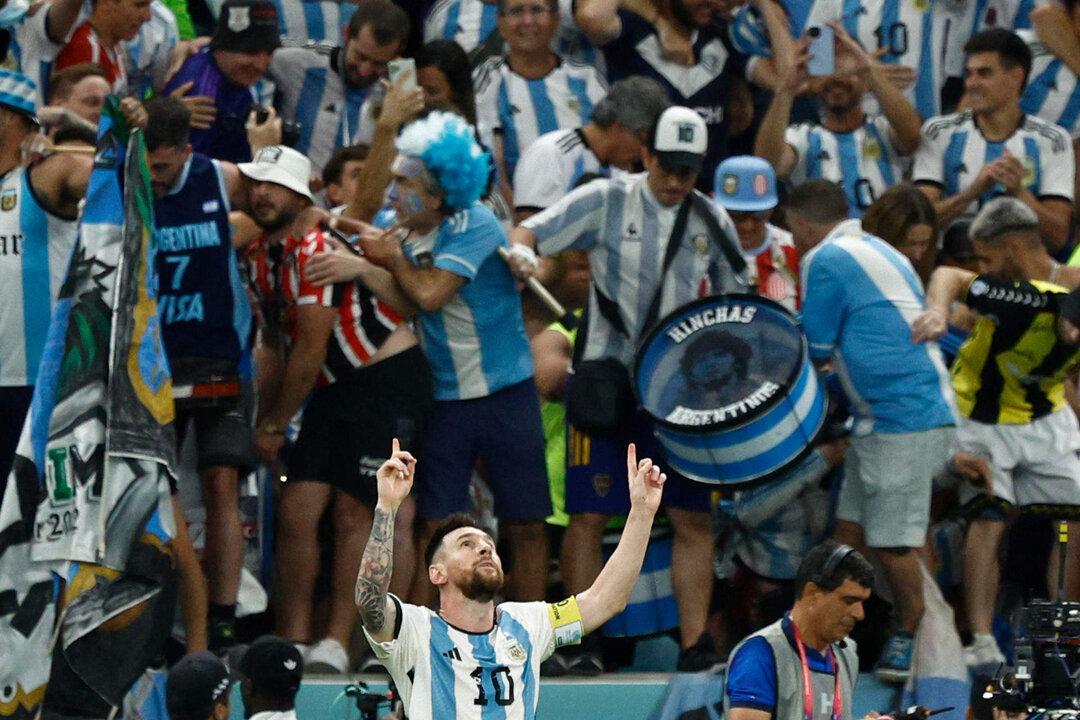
[260,421,286,436]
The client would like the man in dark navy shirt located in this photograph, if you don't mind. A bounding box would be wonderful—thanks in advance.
[145,95,255,652]
[164,0,279,163]
[575,0,780,188]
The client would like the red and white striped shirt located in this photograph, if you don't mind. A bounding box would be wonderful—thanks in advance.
[55,23,128,94]
[243,225,403,386]
[742,223,801,313]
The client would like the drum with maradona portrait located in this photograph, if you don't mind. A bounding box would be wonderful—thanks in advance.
[634,294,826,488]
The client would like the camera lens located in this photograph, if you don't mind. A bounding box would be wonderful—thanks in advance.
[809,26,820,37]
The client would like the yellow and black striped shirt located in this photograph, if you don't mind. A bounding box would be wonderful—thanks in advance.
[953,276,1080,424]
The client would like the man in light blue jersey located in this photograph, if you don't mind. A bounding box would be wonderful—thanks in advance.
[270,0,409,174]
[473,0,606,202]
[512,75,670,221]
[508,106,749,671]
[358,438,666,719]
[0,70,95,484]
[915,29,1075,254]
[791,179,957,683]
[755,25,922,218]
[3,0,83,103]
[360,111,552,606]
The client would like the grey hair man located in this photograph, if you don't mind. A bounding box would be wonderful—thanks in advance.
[511,75,671,221]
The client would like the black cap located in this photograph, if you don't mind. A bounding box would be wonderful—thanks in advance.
[212,0,280,54]
[166,652,231,720]
[238,635,303,693]
[1058,287,1080,328]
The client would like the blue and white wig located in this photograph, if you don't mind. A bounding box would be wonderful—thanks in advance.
[396,111,492,211]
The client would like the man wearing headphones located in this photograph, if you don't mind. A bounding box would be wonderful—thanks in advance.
[723,541,876,720]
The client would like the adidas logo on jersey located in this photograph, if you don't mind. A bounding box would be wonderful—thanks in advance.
[817,150,831,161]
[442,647,462,661]
[324,103,337,113]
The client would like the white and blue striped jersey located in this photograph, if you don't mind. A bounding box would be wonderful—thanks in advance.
[784,115,904,218]
[1020,29,1080,139]
[405,202,534,400]
[800,219,957,436]
[805,0,975,119]
[124,0,179,99]
[270,45,369,174]
[913,110,1074,226]
[522,172,750,369]
[474,56,606,181]
[0,167,78,387]
[424,0,602,67]
[722,450,832,580]
[424,0,499,52]
[512,127,604,212]
[9,3,65,104]
[969,0,1041,34]
[728,3,772,57]
[205,0,350,44]
[366,597,577,720]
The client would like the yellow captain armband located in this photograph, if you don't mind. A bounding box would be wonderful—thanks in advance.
[547,596,584,649]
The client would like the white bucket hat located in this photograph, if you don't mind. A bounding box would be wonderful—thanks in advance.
[238,145,313,201]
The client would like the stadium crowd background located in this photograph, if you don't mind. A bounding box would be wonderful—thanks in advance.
[5,0,1080,704]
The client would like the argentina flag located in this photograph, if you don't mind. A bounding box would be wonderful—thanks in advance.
[0,98,178,718]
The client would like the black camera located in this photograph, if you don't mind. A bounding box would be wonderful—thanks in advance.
[252,106,303,149]
[1005,601,1080,710]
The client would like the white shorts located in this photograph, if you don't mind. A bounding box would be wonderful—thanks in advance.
[836,426,955,548]
[956,408,1080,509]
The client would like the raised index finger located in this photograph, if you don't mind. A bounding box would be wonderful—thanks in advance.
[626,443,638,479]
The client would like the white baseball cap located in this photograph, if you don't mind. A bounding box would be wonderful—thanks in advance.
[238,145,313,201]
[652,106,708,173]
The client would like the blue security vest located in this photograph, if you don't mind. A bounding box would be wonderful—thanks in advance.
[154,153,252,377]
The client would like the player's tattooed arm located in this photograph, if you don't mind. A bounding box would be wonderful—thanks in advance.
[355,506,395,631]
[356,439,415,639]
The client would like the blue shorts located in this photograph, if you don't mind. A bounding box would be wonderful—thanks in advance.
[565,412,712,515]
[418,379,551,522]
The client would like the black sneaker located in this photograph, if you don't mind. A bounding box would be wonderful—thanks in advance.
[208,618,237,656]
[677,632,722,672]
[540,652,569,677]
[565,648,604,676]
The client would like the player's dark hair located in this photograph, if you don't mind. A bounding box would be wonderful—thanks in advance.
[785,179,849,226]
[794,540,874,599]
[144,96,191,151]
[417,40,477,126]
[424,513,492,567]
[964,28,1032,85]
[322,145,370,186]
[347,0,410,47]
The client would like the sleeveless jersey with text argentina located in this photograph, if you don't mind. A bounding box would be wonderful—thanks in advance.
[154,154,252,376]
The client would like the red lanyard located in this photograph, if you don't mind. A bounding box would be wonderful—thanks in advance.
[790,618,843,720]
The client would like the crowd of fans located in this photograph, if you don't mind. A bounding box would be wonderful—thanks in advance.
[5,0,1080,696]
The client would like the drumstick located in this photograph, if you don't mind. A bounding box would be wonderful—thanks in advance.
[497,246,578,331]
[48,145,96,154]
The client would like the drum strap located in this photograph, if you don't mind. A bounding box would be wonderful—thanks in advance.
[590,193,746,342]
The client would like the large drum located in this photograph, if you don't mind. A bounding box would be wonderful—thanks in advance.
[634,294,826,488]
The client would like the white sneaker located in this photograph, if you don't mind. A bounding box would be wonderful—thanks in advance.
[964,633,1005,670]
[306,638,350,673]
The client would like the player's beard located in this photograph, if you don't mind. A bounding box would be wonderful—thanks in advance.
[461,566,504,603]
